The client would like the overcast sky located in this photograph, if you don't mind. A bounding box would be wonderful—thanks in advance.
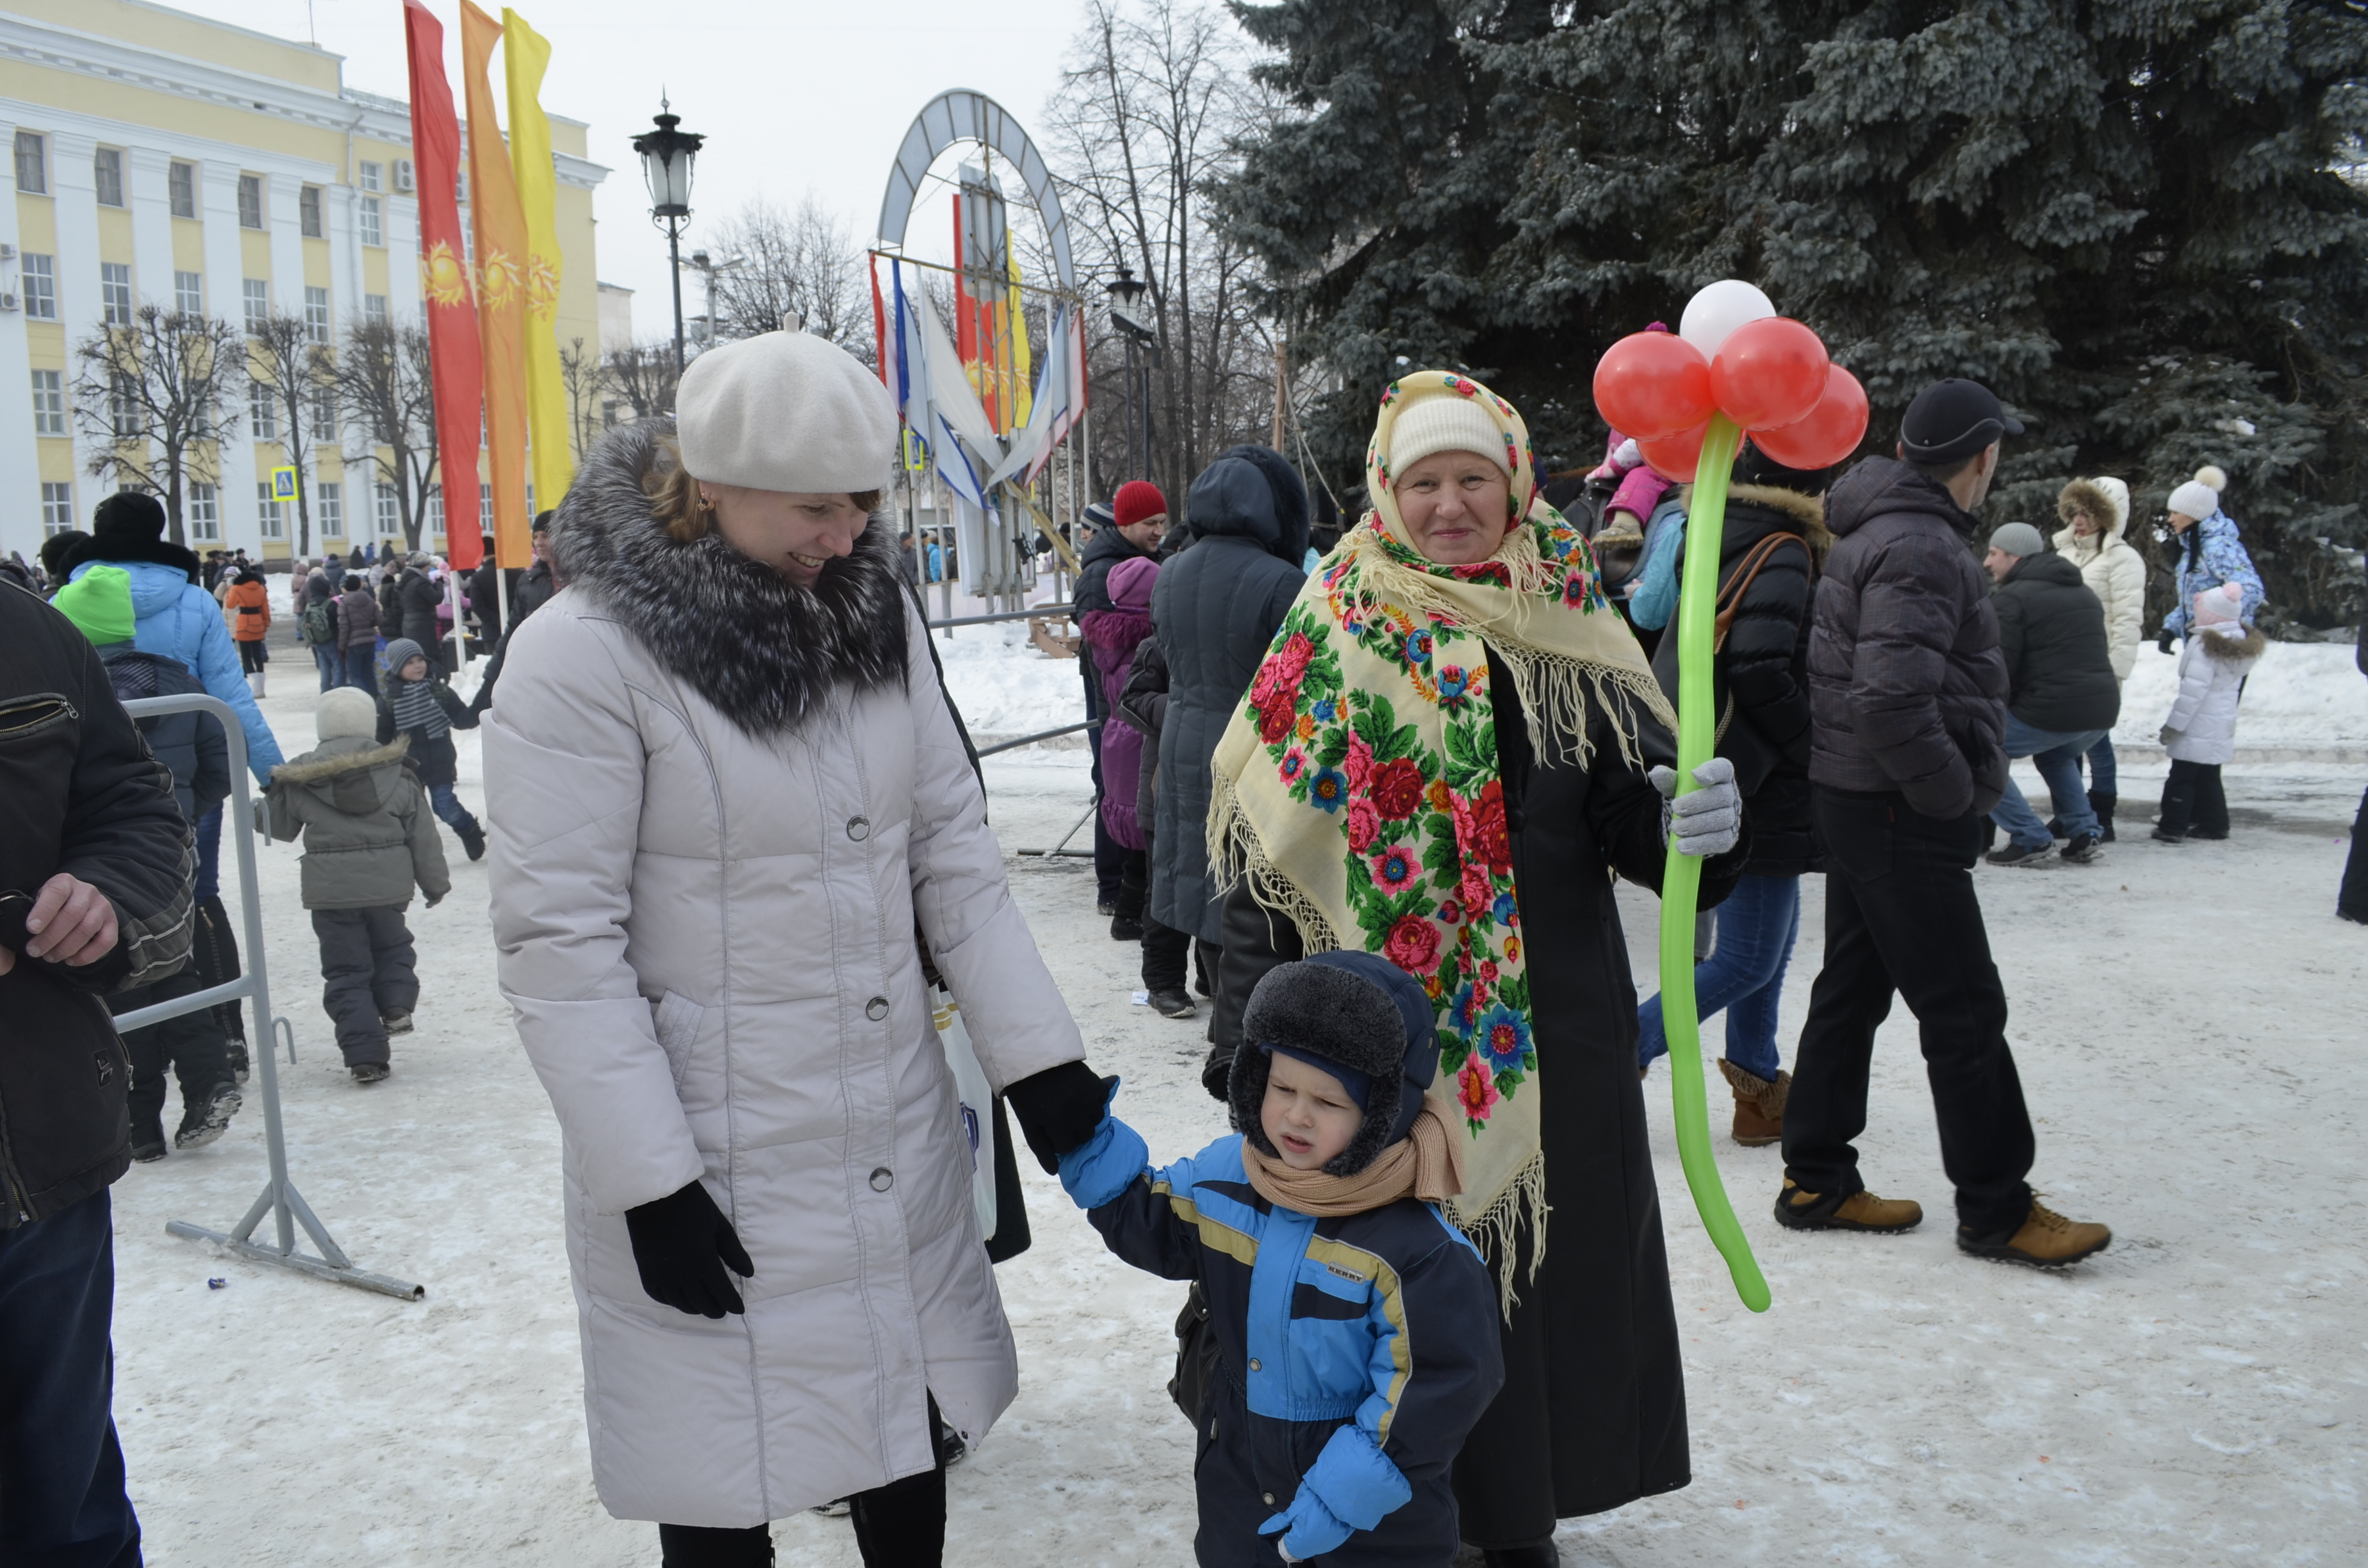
[168,0,1085,340]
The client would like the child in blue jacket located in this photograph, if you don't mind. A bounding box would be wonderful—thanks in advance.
[1060,951,1503,1565]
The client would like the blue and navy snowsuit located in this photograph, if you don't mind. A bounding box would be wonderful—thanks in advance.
[1066,1128,1503,1566]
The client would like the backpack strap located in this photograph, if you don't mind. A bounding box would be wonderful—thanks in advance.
[1711,533,1810,653]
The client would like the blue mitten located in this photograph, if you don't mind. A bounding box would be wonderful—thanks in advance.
[1055,1079,1149,1210]
[1258,1485,1354,1564]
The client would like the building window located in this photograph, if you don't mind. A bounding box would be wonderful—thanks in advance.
[375,482,400,537]
[169,160,196,218]
[31,370,65,436]
[41,481,75,535]
[300,185,323,238]
[13,131,45,195]
[174,270,202,316]
[602,398,620,429]
[94,148,126,207]
[21,254,55,320]
[427,487,445,539]
[188,482,220,543]
[318,481,342,537]
[249,380,279,441]
[359,161,382,193]
[237,174,263,229]
[257,481,285,539]
[359,194,382,249]
[110,373,140,437]
[101,263,134,326]
[310,387,338,443]
[304,285,330,344]
[479,483,493,530]
[364,293,388,325]
[243,278,269,336]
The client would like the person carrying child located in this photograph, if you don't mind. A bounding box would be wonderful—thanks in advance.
[2152,582,2265,844]
[52,564,242,1159]
[1058,952,1504,1565]
[260,687,449,1082]
[375,637,486,861]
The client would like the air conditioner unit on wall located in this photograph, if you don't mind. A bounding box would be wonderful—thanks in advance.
[391,159,415,193]
[0,293,17,312]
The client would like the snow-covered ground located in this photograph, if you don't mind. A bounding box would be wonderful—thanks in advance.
[106,639,2368,1567]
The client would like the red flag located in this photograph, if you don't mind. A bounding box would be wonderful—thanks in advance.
[460,0,530,575]
[869,254,889,389]
[402,0,483,570]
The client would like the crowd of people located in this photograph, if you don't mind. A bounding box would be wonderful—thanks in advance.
[1,326,2364,1568]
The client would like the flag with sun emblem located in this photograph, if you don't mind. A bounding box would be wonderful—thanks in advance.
[461,0,531,572]
[504,7,570,553]
[403,0,482,550]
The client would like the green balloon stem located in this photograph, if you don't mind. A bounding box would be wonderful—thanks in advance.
[1657,413,1773,1314]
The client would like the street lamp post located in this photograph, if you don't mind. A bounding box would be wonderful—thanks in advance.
[1105,263,1155,482]
[632,97,704,383]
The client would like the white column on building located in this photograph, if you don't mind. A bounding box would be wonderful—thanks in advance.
[126,146,173,311]
[385,192,422,322]
[199,157,260,555]
[49,130,106,518]
[0,117,39,560]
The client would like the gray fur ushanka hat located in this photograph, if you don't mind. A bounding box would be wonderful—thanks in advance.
[1229,951,1440,1177]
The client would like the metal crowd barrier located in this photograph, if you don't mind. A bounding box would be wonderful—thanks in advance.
[116,694,423,1302]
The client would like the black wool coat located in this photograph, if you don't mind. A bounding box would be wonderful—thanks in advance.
[1210,650,1743,1539]
[1649,485,1824,877]
[1991,552,2121,735]
[395,568,443,651]
[1147,447,1309,942]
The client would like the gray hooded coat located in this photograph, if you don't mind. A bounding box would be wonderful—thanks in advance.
[1146,446,1310,942]
[262,736,450,910]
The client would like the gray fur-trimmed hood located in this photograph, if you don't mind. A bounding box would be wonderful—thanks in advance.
[550,418,909,737]
[1229,951,1440,1177]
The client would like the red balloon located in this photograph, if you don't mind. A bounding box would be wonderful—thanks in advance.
[1711,316,1830,432]
[1593,331,1714,442]
[1751,364,1871,471]
[1636,423,1707,482]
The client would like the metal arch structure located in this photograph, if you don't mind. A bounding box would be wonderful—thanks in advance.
[876,89,1075,291]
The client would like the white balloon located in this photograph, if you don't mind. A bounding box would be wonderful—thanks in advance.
[1679,279,1777,361]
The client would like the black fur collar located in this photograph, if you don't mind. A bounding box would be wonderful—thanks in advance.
[61,530,202,585]
[550,418,908,737]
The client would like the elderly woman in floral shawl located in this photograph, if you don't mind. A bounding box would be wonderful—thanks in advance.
[1201,372,1746,1565]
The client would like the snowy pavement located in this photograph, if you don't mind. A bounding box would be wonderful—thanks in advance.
[107,658,2368,1566]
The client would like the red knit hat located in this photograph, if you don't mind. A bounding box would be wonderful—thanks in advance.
[1113,480,1169,530]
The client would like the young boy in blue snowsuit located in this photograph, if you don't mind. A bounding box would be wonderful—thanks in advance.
[1059,951,1504,1565]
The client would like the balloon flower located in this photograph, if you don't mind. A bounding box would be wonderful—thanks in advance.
[1590,281,1871,1314]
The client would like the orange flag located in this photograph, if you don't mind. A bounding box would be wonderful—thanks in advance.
[459,1,530,569]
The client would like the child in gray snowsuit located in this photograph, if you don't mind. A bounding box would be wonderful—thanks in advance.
[261,686,448,1082]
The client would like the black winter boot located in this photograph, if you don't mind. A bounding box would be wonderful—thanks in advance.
[2089,788,2117,844]
[456,814,487,862]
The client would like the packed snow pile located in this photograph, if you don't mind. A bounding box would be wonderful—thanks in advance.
[930,621,1088,740]
[2113,639,2367,754]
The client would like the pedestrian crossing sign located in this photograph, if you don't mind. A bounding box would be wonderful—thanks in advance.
[270,466,299,501]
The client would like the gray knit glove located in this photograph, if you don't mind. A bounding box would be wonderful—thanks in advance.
[1651,757,1741,858]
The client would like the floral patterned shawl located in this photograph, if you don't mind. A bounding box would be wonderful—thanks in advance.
[1208,371,1673,1304]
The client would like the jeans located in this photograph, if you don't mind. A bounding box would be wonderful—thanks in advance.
[0,1189,142,1567]
[1636,872,1800,1080]
[342,644,377,693]
[1991,717,2107,849]
[311,642,342,690]
[427,783,476,834]
[2082,733,2117,796]
[1784,789,2036,1234]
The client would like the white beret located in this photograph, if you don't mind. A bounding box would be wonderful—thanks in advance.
[675,331,898,495]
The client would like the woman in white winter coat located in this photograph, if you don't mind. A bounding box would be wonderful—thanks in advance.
[484,332,1110,1568]
[2151,583,2265,844]
[2054,475,2146,839]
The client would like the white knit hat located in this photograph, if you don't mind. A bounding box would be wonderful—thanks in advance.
[675,331,897,495]
[2193,582,2246,627]
[317,686,378,741]
[1386,395,1513,479]
[2167,464,2226,523]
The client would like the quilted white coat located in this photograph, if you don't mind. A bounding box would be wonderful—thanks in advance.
[484,579,1081,1526]
[2162,623,2265,765]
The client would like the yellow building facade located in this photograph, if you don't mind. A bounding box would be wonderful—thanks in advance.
[0,0,606,564]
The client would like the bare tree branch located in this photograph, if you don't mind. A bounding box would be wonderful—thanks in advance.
[70,304,245,546]
[603,335,681,423]
[327,317,441,551]
[703,195,873,361]
[249,309,338,555]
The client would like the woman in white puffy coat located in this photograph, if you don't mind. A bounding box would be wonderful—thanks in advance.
[2053,476,2146,838]
[484,333,1109,1568]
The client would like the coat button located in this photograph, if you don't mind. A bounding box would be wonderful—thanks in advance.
[846,815,869,841]
[866,996,889,1021]
[1247,1358,1261,1371]
[1262,1492,1276,1507]
[869,1167,894,1192]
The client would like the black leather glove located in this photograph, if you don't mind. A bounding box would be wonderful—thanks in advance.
[2157,630,2176,655]
[623,1179,752,1319]
[1005,1059,1114,1174]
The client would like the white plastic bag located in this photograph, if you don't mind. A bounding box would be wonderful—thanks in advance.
[932,985,998,1243]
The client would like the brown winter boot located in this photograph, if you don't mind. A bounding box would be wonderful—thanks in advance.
[1774,1179,1923,1232]
[1957,1196,2112,1268]
[1718,1059,1789,1147]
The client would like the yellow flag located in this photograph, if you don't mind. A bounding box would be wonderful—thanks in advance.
[1001,249,1033,430]
[504,7,570,552]
[461,1,530,569]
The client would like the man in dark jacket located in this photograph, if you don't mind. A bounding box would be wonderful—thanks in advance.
[1,578,194,1567]
[394,553,444,668]
[1075,484,1168,915]
[1145,447,1310,1088]
[1981,521,2121,866]
[469,533,502,650]
[1782,378,2110,1269]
